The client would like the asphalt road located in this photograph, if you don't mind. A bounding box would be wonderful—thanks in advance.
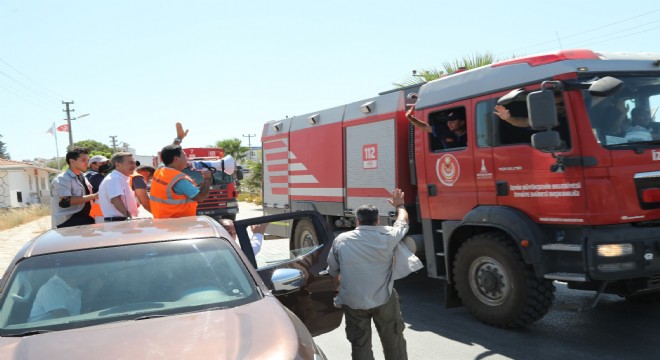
[238,203,660,360]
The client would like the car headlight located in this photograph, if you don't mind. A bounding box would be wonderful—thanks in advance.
[597,243,633,257]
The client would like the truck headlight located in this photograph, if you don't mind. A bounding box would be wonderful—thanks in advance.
[597,243,633,257]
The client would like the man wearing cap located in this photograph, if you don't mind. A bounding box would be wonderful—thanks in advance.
[86,155,109,193]
[85,154,109,222]
[406,106,467,149]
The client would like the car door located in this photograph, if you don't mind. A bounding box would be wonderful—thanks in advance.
[234,211,342,336]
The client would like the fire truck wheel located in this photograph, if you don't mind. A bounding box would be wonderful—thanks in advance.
[453,232,555,328]
[292,218,319,250]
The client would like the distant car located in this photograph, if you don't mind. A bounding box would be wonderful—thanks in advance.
[0,213,341,359]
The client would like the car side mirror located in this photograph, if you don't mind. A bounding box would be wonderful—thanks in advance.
[271,268,304,294]
[527,89,558,130]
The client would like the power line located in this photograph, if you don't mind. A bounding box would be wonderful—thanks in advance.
[0,69,60,104]
[0,56,66,99]
[497,9,660,57]
[0,83,59,112]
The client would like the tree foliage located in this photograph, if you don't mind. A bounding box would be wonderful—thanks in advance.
[73,139,113,159]
[394,51,498,87]
[213,138,248,162]
[242,160,263,195]
[0,134,10,159]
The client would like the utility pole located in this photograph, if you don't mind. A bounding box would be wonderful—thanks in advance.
[242,134,256,161]
[62,101,74,150]
[109,135,118,153]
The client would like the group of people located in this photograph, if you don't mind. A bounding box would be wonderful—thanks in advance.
[49,122,265,246]
[50,123,210,228]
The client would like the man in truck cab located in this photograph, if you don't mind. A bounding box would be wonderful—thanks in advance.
[493,91,571,147]
[406,106,467,149]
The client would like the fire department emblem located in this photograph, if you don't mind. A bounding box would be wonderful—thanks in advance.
[436,154,460,186]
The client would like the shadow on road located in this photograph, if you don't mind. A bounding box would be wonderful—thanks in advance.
[394,272,660,360]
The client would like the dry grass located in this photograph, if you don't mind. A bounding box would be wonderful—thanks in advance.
[237,193,263,205]
[0,205,50,231]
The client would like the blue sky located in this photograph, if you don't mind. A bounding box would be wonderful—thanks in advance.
[1,1,659,161]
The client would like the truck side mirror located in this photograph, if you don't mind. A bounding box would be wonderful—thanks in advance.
[527,90,558,130]
[236,166,244,181]
[531,131,561,152]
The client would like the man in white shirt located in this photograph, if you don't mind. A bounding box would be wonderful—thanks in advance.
[219,219,267,255]
[98,152,139,222]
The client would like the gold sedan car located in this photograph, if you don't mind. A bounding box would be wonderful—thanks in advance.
[0,212,341,359]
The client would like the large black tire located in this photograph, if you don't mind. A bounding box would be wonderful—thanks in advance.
[292,218,319,250]
[453,232,555,328]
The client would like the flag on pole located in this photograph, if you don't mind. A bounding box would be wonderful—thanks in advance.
[57,124,69,132]
[46,124,54,135]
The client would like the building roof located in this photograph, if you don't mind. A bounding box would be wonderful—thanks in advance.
[0,159,60,173]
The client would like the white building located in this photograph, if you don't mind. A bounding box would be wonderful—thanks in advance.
[0,159,60,208]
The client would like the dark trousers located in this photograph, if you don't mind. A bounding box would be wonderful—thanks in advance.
[343,289,407,360]
[57,214,94,228]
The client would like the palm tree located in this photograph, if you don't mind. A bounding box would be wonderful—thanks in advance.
[394,51,498,87]
[214,138,248,162]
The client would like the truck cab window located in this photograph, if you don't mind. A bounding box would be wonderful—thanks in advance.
[428,107,467,151]
[496,93,571,149]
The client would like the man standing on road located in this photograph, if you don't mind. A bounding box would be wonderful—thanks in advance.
[98,152,139,222]
[328,188,409,360]
[149,144,212,218]
[50,147,98,229]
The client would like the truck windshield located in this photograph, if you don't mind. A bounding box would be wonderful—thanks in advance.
[182,167,233,185]
[584,75,660,148]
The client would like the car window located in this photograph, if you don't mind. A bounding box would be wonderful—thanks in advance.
[0,238,260,335]
[248,218,323,269]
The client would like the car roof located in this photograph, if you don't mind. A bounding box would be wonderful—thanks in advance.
[21,216,231,258]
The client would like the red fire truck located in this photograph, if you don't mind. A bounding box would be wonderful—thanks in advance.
[261,49,660,327]
[181,147,242,221]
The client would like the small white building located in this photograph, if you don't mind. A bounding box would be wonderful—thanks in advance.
[0,159,60,208]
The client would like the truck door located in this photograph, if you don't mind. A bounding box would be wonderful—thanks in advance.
[492,90,587,222]
[419,101,478,220]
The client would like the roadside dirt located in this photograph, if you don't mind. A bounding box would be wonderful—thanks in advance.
[0,216,51,274]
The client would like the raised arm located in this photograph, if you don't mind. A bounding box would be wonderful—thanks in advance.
[406,106,433,133]
[494,105,531,128]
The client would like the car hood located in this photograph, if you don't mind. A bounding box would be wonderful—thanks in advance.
[0,296,316,360]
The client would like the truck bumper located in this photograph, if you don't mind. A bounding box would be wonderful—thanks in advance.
[585,224,660,284]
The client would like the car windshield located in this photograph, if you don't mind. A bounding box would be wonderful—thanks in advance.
[182,167,233,185]
[0,238,260,336]
[583,74,660,148]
